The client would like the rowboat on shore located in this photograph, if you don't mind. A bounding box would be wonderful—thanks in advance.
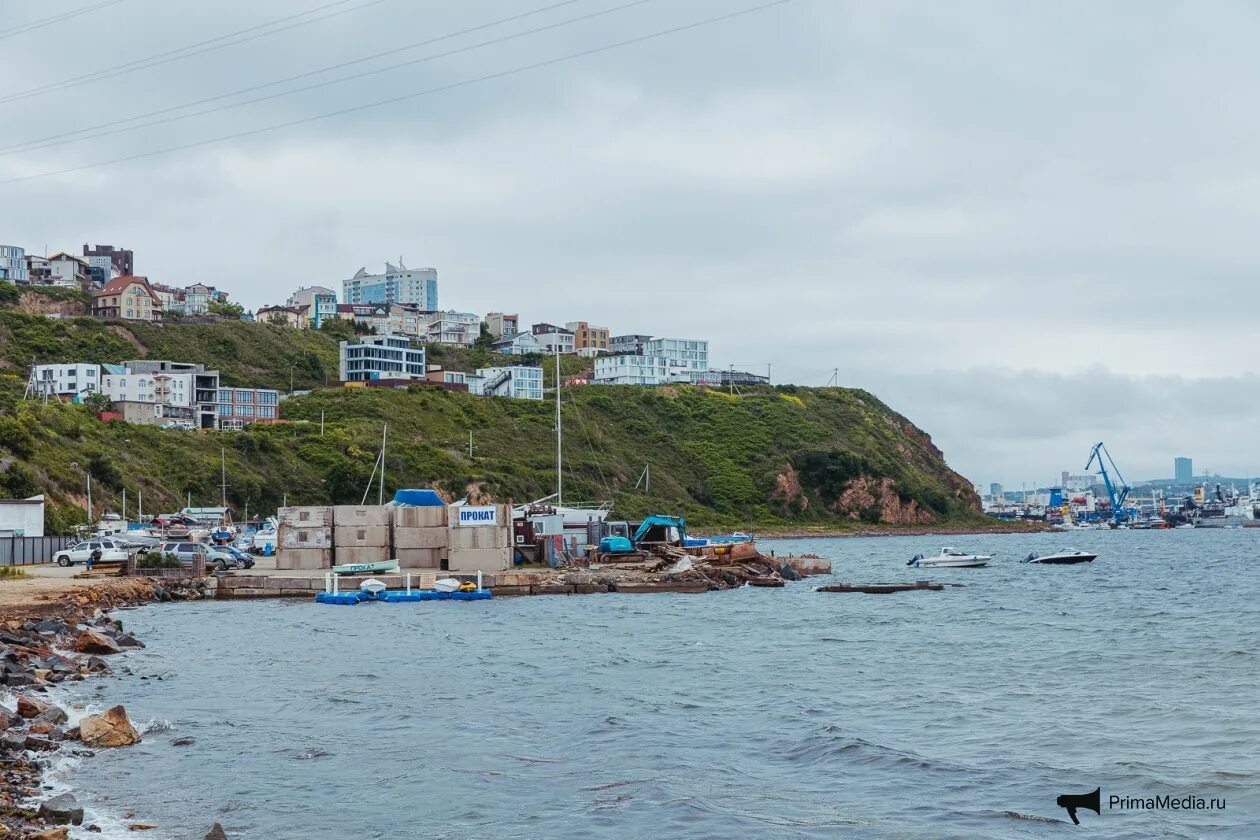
[331,559,400,576]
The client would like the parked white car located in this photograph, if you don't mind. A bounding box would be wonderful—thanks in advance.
[54,539,130,567]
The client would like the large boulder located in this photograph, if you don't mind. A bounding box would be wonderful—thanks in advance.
[34,705,69,726]
[16,693,49,718]
[27,828,70,840]
[203,824,229,840]
[79,705,141,747]
[0,708,13,730]
[38,792,85,825]
[73,630,122,655]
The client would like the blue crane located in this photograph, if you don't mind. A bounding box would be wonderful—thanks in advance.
[1086,442,1132,524]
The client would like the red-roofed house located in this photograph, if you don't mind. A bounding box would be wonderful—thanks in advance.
[92,276,163,322]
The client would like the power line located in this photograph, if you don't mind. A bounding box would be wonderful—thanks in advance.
[2,0,651,157]
[0,0,128,41]
[0,0,391,104]
[1,0,791,186]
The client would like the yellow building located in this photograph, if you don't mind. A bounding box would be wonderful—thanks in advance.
[91,276,163,321]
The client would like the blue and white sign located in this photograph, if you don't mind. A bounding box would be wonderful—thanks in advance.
[457,506,499,527]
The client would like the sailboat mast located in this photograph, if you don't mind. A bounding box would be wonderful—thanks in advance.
[555,343,562,507]
[220,447,227,507]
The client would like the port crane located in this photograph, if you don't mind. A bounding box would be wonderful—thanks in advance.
[1086,442,1132,525]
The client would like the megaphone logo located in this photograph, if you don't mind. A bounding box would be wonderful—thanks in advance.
[1056,787,1101,825]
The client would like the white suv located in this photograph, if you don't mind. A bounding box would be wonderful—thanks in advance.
[54,539,130,567]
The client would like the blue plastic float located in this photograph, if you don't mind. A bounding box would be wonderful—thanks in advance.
[315,589,492,605]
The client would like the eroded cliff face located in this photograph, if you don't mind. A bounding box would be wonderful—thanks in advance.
[835,476,935,524]
[16,291,87,318]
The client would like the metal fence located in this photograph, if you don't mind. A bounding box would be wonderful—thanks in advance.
[1,535,77,566]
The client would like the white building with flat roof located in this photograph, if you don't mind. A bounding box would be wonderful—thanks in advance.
[476,366,544,400]
[339,335,427,381]
[594,354,691,386]
[28,364,101,400]
[646,337,709,374]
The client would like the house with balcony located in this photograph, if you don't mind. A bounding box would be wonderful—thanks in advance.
[531,322,576,354]
[91,276,163,321]
[484,312,519,339]
[475,366,544,400]
[491,331,543,355]
[27,364,101,401]
[566,321,610,355]
[339,335,426,382]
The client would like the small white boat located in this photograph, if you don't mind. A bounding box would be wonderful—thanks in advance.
[359,578,388,595]
[908,548,992,568]
[1022,549,1098,565]
[434,578,462,593]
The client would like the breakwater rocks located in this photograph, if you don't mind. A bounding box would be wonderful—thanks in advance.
[1,575,225,838]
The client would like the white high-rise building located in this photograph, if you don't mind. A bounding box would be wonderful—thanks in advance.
[343,260,438,309]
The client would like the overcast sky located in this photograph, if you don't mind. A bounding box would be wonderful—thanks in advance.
[2,0,1257,487]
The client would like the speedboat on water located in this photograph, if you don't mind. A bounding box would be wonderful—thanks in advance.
[908,548,992,568]
[1022,549,1098,564]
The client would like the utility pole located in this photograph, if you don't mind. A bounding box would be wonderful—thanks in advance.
[220,447,228,507]
[320,410,325,436]
[468,430,474,459]
[378,423,387,506]
[555,344,563,507]
[122,488,127,522]
[729,364,734,397]
[86,474,92,524]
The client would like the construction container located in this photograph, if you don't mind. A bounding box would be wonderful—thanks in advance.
[392,505,448,529]
[448,526,510,550]
[334,525,389,548]
[448,546,513,573]
[396,547,443,568]
[393,527,447,550]
[275,548,332,571]
[335,545,389,565]
[279,526,332,550]
[278,506,333,527]
[333,505,390,527]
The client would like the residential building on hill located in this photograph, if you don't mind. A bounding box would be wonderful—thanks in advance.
[83,244,133,277]
[47,252,91,289]
[0,245,27,282]
[183,283,222,315]
[104,360,223,429]
[492,331,543,355]
[608,334,652,355]
[531,322,576,354]
[476,366,544,400]
[82,254,117,288]
[485,312,518,339]
[645,337,709,374]
[339,335,426,382]
[427,311,481,347]
[27,364,101,401]
[691,369,770,388]
[593,354,688,386]
[256,305,308,328]
[288,286,337,328]
[92,276,163,321]
[24,255,50,284]
[566,321,610,354]
[343,260,438,309]
[216,386,281,429]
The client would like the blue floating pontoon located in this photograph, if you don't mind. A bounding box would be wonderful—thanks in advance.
[315,589,492,605]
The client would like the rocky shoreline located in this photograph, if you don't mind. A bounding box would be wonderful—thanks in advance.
[0,577,227,839]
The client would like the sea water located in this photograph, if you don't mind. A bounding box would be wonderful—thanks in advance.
[60,530,1260,838]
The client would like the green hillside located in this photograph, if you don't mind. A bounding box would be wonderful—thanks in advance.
[0,301,981,533]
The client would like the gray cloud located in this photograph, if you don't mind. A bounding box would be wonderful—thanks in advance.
[2,0,1257,483]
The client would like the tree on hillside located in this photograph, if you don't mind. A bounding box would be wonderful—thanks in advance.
[208,299,245,318]
[82,391,114,413]
[319,318,355,342]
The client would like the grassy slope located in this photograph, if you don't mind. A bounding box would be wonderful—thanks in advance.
[0,306,981,532]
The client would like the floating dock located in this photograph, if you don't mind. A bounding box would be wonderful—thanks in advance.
[815,581,961,595]
[316,589,492,605]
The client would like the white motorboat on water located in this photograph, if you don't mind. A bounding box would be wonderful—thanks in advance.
[908,548,992,568]
[1022,549,1098,564]
[359,578,388,596]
